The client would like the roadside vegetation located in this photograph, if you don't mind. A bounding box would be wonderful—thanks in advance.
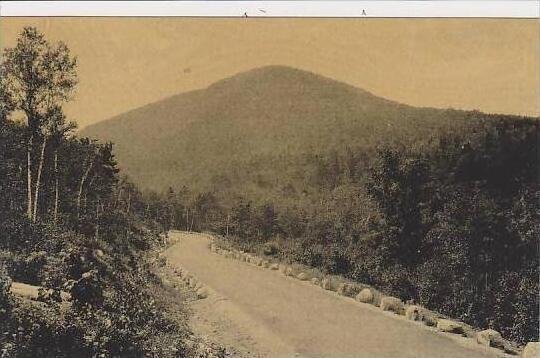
[0,27,219,357]
[157,112,538,344]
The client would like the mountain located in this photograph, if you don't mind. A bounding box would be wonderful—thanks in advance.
[81,65,477,196]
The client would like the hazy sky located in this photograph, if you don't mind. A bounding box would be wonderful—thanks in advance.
[2,18,538,128]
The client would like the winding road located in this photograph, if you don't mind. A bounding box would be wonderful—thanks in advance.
[164,231,507,358]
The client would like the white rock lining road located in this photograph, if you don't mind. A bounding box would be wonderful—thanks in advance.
[163,231,535,358]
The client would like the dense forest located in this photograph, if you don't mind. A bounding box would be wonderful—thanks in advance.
[1,25,538,356]
[83,52,538,346]
[150,111,539,344]
[0,27,212,357]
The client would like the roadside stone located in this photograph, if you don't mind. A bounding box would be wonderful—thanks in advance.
[476,329,504,349]
[380,296,404,315]
[523,342,540,358]
[285,266,294,276]
[321,278,336,291]
[297,272,309,281]
[355,288,374,303]
[196,287,208,299]
[405,305,422,321]
[188,277,198,289]
[437,319,465,334]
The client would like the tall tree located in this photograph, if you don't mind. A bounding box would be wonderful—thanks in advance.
[2,26,77,221]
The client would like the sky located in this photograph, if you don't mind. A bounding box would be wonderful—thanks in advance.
[1,18,538,129]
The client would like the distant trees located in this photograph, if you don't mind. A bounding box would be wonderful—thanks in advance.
[171,115,538,344]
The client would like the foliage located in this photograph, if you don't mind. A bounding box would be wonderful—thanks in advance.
[0,27,197,357]
[159,114,538,344]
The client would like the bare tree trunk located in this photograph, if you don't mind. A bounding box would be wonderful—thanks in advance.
[26,134,33,220]
[189,212,195,232]
[114,187,122,209]
[95,197,100,240]
[32,135,47,222]
[77,156,94,218]
[53,149,59,226]
[126,191,131,214]
[226,213,230,237]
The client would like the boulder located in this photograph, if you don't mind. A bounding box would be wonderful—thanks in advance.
[380,296,404,314]
[321,278,336,291]
[523,342,540,358]
[297,272,309,281]
[196,287,208,299]
[421,311,439,327]
[270,263,279,270]
[285,267,294,277]
[437,319,465,334]
[337,283,357,297]
[188,277,198,289]
[476,329,504,349]
[405,305,422,321]
[355,288,374,303]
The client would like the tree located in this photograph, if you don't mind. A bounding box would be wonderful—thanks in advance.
[46,107,76,225]
[2,26,77,221]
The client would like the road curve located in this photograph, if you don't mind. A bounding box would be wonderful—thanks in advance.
[164,231,504,358]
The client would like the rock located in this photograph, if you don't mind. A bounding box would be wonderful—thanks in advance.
[437,319,465,334]
[93,249,104,258]
[270,263,279,270]
[337,283,357,297]
[188,277,198,289]
[321,278,335,291]
[196,287,208,299]
[380,296,404,314]
[311,277,320,286]
[523,342,540,358]
[476,329,504,349]
[405,305,424,321]
[355,288,374,303]
[285,266,294,277]
[297,272,309,281]
[422,311,439,327]
[262,260,270,268]
[81,271,95,279]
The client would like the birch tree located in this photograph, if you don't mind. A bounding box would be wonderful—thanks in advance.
[1,27,77,221]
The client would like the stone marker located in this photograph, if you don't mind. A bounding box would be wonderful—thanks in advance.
[437,319,465,334]
[355,288,374,303]
[380,296,404,314]
[476,329,504,349]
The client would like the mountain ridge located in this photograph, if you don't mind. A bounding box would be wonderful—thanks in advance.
[80,65,497,194]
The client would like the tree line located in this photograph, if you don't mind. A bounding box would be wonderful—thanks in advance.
[157,113,539,344]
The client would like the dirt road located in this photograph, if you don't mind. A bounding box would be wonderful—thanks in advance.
[164,231,505,358]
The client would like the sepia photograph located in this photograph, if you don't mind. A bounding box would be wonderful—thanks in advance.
[0,2,539,357]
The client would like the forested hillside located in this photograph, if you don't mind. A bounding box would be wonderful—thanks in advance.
[81,65,475,196]
[84,66,539,344]
[0,27,217,357]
